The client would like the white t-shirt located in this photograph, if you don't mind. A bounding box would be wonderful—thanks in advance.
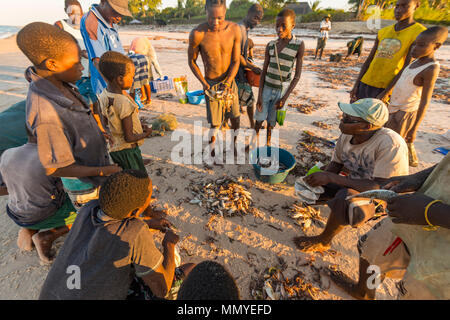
[320,20,331,39]
[332,128,409,180]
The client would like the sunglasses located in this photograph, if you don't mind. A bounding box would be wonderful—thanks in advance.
[341,115,363,124]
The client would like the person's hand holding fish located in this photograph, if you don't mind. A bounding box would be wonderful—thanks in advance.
[387,193,436,226]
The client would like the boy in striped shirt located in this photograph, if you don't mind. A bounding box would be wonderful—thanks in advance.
[254,9,305,146]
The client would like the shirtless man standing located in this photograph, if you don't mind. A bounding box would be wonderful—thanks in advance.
[188,0,242,157]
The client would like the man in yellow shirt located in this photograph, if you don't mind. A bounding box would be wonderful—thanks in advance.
[350,0,426,103]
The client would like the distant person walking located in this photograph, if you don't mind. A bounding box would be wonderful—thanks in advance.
[314,15,331,60]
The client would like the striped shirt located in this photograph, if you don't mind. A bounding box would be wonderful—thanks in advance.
[128,52,150,90]
[265,36,303,90]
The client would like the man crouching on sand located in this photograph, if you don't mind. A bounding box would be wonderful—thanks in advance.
[188,0,241,158]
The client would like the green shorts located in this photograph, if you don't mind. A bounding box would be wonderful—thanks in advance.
[27,195,77,230]
[110,146,147,173]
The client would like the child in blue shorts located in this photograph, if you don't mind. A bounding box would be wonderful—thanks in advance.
[254,9,305,146]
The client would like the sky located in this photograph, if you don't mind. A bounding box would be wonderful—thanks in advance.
[1,0,351,27]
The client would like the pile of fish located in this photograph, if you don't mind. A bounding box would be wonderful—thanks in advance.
[251,267,320,300]
[288,202,325,230]
[188,178,253,217]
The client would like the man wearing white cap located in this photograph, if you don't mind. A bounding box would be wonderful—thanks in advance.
[293,98,409,253]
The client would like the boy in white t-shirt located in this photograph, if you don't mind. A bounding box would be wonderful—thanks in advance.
[314,15,331,60]
[293,98,409,253]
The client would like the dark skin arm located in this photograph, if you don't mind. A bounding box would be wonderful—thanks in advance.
[240,55,261,74]
[122,115,152,143]
[383,164,436,193]
[46,163,121,178]
[350,38,379,102]
[305,171,387,193]
[140,231,179,298]
[388,194,450,229]
[405,64,439,143]
[276,41,305,110]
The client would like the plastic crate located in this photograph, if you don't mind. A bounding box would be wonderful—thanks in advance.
[150,76,174,93]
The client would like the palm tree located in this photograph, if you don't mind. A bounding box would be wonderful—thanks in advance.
[309,0,321,12]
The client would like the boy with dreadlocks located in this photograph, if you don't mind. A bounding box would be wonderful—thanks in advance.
[40,170,194,300]
[98,51,152,172]
[188,0,242,157]
[17,22,121,207]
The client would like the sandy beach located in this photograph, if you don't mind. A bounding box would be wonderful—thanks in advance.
[0,24,448,300]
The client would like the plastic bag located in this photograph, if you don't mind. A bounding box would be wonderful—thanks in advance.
[276,106,287,126]
[173,76,188,104]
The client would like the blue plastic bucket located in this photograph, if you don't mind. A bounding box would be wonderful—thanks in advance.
[249,147,296,184]
[186,90,206,105]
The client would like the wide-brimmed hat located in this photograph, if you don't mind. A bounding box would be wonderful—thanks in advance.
[338,98,389,127]
[107,0,132,17]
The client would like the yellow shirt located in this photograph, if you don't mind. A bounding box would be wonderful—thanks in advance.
[361,22,426,89]
[98,90,144,153]
[392,154,450,299]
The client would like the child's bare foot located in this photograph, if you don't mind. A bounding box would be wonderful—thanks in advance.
[293,236,330,253]
[17,228,36,252]
[32,232,56,265]
[326,269,375,300]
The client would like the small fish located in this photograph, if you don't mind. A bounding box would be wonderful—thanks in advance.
[264,281,278,300]
[189,199,201,204]
[346,189,398,202]
[291,212,306,219]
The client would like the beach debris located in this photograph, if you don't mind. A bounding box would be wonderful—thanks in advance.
[289,202,325,230]
[251,267,320,300]
[188,178,253,217]
[345,189,398,202]
[290,103,315,114]
[312,121,332,130]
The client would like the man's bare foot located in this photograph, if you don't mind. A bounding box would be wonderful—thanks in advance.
[293,236,330,253]
[17,228,36,252]
[327,269,375,300]
[32,232,55,265]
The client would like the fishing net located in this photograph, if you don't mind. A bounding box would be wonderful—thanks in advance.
[151,113,178,136]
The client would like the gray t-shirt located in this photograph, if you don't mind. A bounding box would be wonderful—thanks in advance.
[0,143,66,226]
[25,67,110,187]
[39,200,163,300]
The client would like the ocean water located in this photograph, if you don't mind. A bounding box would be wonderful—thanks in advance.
[0,25,20,39]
